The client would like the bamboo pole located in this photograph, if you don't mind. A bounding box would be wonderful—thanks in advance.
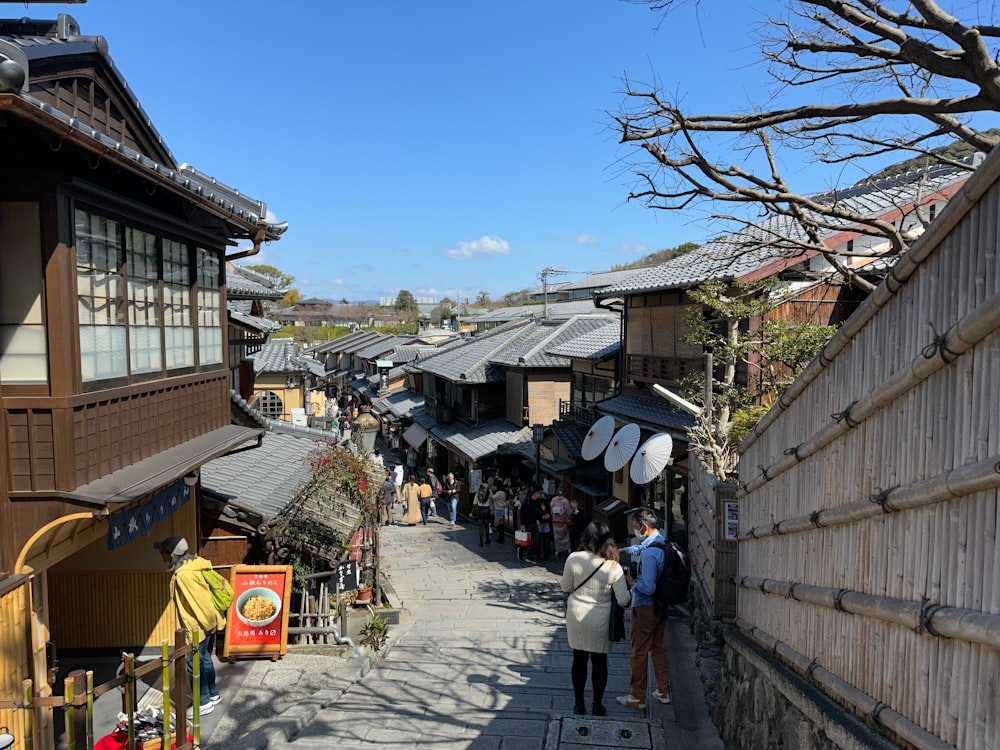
[734,574,1000,650]
[21,680,32,750]
[741,456,1000,540]
[742,291,1000,496]
[161,640,171,746]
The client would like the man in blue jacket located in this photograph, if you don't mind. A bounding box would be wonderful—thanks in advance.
[616,508,672,709]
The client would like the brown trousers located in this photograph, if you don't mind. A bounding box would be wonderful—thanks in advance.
[629,605,671,698]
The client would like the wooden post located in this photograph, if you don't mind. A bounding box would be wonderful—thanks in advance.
[174,629,189,746]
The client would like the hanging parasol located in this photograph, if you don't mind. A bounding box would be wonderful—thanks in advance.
[580,415,616,461]
[604,423,641,472]
[629,433,674,485]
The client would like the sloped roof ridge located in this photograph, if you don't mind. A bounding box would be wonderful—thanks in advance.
[519,315,601,362]
[457,318,536,377]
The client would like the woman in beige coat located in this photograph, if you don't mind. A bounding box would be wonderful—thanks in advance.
[402,475,422,526]
[560,520,630,717]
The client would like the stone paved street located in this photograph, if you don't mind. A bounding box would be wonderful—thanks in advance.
[217,507,722,750]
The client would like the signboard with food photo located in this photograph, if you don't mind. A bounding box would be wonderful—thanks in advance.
[221,565,293,660]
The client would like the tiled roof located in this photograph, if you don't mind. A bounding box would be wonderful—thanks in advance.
[489,315,616,368]
[229,309,281,333]
[414,320,533,383]
[200,430,321,521]
[304,330,381,356]
[551,419,588,459]
[594,159,978,298]
[373,389,424,419]
[436,418,533,461]
[2,29,286,242]
[594,393,695,436]
[559,268,644,291]
[227,263,283,299]
[464,299,606,322]
[251,338,326,377]
[547,321,620,360]
[354,334,415,361]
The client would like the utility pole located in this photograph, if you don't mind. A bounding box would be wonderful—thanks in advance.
[538,266,568,319]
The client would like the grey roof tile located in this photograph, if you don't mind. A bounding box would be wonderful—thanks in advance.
[435,418,533,461]
[594,160,977,298]
[251,338,326,376]
[354,335,415,361]
[547,321,621,360]
[229,309,281,333]
[489,315,615,368]
[200,431,320,520]
[464,299,606,322]
[227,263,283,299]
[594,393,695,435]
[551,419,588,459]
[414,320,533,383]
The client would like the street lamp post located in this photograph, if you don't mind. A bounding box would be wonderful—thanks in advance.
[532,423,545,491]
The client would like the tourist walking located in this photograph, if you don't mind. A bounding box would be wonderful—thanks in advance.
[402,475,422,526]
[418,474,434,525]
[425,468,441,518]
[536,494,553,561]
[561,521,631,716]
[153,536,224,718]
[380,470,396,526]
[474,482,493,546]
[392,463,404,503]
[517,489,542,563]
[550,488,574,556]
[405,445,418,480]
[490,480,507,543]
[616,508,672,709]
[441,471,460,525]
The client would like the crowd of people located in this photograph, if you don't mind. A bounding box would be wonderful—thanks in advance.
[377,453,674,718]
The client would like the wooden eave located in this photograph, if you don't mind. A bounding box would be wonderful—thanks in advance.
[25,49,176,166]
[0,93,274,241]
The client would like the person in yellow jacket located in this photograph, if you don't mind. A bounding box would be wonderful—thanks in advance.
[154,535,224,717]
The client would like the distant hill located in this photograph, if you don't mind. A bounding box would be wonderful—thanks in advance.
[866,131,999,182]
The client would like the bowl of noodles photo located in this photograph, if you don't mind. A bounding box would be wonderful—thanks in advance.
[235,587,282,628]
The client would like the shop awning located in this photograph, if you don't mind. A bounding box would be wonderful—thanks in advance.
[13,425,265,508]
[402,423,428,448]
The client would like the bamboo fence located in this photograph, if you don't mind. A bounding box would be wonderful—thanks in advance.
[733,148,1000,750]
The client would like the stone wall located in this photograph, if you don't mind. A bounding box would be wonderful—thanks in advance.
[715,632,903,750]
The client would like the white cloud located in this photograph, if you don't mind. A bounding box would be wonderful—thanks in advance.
[576,233,598,246]
[444,235,512,260]
[618,242,648,256]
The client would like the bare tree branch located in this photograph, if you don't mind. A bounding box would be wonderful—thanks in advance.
[616,0,999,286]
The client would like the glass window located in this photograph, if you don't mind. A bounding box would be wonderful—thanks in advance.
[126,227,162,373]
[0,202,47,383]
[76,210,127,381]
[74,209,224,384]
[196,248,222,365]
[163,239,194,369]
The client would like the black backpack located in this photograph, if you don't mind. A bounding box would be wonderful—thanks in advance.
[647,540,691,617]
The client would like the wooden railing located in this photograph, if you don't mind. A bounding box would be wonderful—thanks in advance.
[558,402,594,427]
[0,630,202,750]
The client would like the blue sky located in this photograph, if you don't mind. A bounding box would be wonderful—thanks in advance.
[64,1,830,302]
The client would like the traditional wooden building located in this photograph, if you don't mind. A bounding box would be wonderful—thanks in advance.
[0,14,286,744]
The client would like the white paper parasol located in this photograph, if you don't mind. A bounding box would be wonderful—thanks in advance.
[580,415,616,461]
[629,433,674,485]
[604,423,641,472]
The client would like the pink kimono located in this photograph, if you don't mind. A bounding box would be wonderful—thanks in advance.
[549,493,574,554]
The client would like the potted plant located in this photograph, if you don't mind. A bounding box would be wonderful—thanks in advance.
[358,613,389,651]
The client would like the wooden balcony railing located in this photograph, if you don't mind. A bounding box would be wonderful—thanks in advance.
[559,402,595,427]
